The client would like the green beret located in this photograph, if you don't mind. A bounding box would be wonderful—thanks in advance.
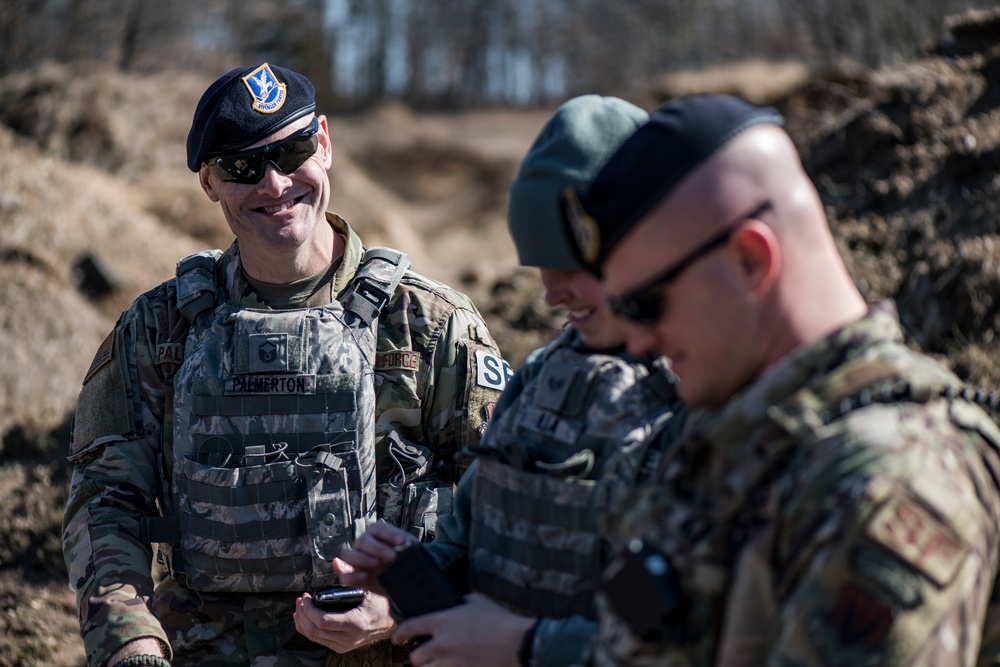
[507,95,648,270]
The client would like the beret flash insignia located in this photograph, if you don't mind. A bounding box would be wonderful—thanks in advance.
[242,63,287,114]
[563,187,601,265]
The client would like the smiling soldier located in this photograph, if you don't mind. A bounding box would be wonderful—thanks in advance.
[62,63,509,667]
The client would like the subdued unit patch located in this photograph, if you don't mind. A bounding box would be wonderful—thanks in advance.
[864,493,968,587]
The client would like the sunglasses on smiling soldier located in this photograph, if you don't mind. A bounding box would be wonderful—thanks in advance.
[206,117,320,184]
[606,200,773,325]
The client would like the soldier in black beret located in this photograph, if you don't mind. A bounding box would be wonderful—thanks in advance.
[561,94,1000,666]
[63,63,510,667]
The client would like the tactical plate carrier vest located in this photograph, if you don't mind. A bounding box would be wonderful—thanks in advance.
[468,330,680,617]
[146,247,408,594]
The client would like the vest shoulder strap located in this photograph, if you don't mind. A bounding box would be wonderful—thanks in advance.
[175,249,224,323]
[340,246,410,327]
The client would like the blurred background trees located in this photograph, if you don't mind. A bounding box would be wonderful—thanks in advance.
[0,0,996,111]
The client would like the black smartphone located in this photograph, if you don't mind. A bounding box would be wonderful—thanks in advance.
[312,585,366,612]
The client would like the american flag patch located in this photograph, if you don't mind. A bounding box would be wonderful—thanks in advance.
[83,330,115,385]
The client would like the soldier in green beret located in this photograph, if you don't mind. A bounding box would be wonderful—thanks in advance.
[336,95,687,667]
[564,94,1000,666]
[62,63,509,667]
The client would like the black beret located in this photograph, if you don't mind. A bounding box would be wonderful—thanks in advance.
[186,63,316,171]
[564,94,784,273]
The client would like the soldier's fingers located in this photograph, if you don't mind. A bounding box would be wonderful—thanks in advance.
[393,614,437,644]
[338,544,385,569]
[331,556,355,574]
[365,521,415,547]
[293,597,322,637]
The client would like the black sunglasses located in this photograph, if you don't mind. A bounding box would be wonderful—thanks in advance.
[207,117,320,184]
[606,200,773,325]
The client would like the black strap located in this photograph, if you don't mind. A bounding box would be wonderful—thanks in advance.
[340,246,410,326]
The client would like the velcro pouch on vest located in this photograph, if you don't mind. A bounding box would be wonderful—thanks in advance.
[299,446,354,561]
[401,481,454,542]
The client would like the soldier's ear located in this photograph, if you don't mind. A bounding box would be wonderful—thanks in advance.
[316,115,333,170]
[732,221,780,296]
[199,165,221,202]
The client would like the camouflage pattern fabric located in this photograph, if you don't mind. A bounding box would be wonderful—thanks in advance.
[430,326,686,667]
[590,301,1000,667]
[62,214,506,667]
[164,298,380,594]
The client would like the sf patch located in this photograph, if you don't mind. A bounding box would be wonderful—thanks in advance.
[474,349,513,392]
[242,63,287,114]
[864,491,968,586]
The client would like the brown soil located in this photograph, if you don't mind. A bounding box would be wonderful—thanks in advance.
[3,8,1000,664]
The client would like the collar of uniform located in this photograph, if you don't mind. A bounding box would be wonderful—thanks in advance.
[327,212,364,298]
[224,213,362,309]
[687,300,903,449]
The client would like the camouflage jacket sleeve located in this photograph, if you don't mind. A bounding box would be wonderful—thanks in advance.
[591,403,1000,667]
[61,283,175,667]
[373,270,510,535]
[428,337,552,568]
[721,400,1000,667]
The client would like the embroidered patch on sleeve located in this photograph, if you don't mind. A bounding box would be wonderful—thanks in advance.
[474,349,513,391]
[375,350,421,372]
[83,329,115,385]
[479,401,497,438]
[864,492,968,587]
[805,582,893,663]
[827,583,894,649]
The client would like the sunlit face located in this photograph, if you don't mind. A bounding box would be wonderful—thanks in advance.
[539,267,626,351]
[603,208,758,408]
[199,113,333,255]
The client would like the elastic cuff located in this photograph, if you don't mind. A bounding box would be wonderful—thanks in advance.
[114,656,171,667]
[517,619,540,667]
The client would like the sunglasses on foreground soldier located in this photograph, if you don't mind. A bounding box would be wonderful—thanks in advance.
[206,116,320,184]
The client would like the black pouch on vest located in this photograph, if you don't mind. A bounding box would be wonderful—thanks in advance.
[601,538,689,641]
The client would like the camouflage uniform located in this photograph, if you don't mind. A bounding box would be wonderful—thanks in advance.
[62,214,508,667]
[592,301,1000,667]
[428,325,687,667]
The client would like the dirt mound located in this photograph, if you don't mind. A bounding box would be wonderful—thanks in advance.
[6,9,1000,664]
[796,7,1000,387]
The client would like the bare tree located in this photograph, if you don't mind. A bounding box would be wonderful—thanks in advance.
[2,0,998,108]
